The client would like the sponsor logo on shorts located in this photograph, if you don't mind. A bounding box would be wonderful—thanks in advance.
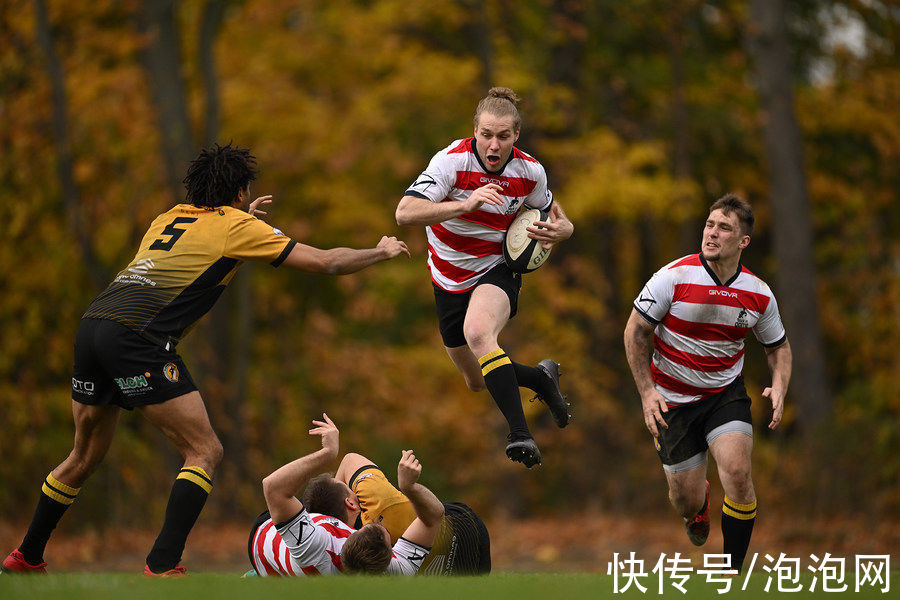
[163,362,180,383]
[115,372,152,395]
[72,378,95,395]
[653,437,661,452]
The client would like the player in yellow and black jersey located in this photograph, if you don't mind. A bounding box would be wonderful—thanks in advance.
[332,452,491,574]
[2,143,409,577]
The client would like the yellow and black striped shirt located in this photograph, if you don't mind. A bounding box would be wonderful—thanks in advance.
[83,204,295,346]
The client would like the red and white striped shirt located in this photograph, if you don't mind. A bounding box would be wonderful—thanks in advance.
[633,254,786,405]
[405,137,553,292]
[250,509,428,576]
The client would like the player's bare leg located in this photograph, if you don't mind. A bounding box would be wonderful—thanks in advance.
[710,432,756,571]
[139,391,223,575]
[445,345,486,392]
[665,461,711,546]
[463,284,542,466]
[4,402,120,573]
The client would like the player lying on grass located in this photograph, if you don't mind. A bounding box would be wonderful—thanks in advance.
[249,414,444,575]
[2,143,409,577]
[336,452,491,574]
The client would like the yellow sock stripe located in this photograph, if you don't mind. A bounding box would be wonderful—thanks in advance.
[42,483,76,505]
[46,473,80,496]
[177,469,212,493]
[182,466,212,483]
[723,497,757,520]
[477,349,505,363]
[481,356,512,376]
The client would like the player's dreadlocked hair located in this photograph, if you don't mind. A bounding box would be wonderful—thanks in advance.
[474,86,522,131]
[183,142,258,208]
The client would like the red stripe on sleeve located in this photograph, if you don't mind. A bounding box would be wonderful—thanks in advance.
[651,364,730,398]
[673,283,770,313]
[429,223,501,257]
[428,244,487,283]
[255,522,277,576]
[654,335,745,372]
[662,313,750,342]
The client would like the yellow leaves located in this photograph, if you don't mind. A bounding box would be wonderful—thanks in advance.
[541,129,700,223]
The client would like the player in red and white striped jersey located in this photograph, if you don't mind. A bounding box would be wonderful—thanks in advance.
[250,413,442,576]
[395,87,574,468]
[624,194,792,572]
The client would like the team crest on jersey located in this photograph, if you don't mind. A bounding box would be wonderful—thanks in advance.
[163,362,180,383]
[653,437,661,452]
[734,308,749,328]
[504,198,522,215]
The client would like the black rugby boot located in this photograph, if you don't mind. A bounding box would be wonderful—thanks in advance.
[534,359,571,428]
[505,434,542,468]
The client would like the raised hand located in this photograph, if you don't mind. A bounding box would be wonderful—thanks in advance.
[397,449,422,493]
[309,412,339,457]
[249,195,274,218]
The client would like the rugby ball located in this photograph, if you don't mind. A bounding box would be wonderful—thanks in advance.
[503,208,551,273]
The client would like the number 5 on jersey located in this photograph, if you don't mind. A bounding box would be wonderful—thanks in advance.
[150,217,197,251]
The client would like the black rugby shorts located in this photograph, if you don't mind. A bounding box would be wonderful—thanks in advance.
[433,262,522,348]
[654,376,753,472]
[72,318,198,410]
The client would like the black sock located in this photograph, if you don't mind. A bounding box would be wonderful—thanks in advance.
[479,349,530,438]
[146,466,212,573]
[19,473,81,565]
[512,362,543,391]
[722,496,757,571]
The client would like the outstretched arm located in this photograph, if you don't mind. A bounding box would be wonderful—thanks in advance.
[262,413,339,524]
[395,450,443,548]
[281,236,409,275]
[763,340,792,430]
[624,309,669,438]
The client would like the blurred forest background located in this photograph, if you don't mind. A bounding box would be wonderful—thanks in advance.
[1,0,897,567]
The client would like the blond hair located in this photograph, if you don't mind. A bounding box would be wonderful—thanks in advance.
[474,87,522,131]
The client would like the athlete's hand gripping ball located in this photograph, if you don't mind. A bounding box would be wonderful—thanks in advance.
[309,413,340,458]
[397,450,422,494]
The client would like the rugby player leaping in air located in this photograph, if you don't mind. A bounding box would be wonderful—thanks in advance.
[396,87,574,468]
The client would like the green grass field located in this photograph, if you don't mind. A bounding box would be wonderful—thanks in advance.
[0,572,895,600]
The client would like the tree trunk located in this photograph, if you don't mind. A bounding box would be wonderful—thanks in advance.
[33,0,107,290]
[746,0,831,434]
[135,0,194,201]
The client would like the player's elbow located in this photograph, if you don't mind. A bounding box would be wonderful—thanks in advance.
[261,474,282,502]
[395,206,411,227]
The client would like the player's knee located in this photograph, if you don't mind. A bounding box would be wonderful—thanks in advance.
[669,487,702,517]
[206,437,224,468]
[462,325,494,355]
[718,459,752,488]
